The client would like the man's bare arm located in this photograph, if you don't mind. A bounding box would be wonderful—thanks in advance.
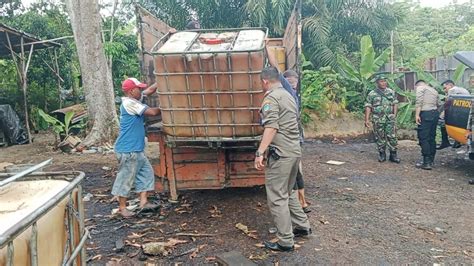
[415,107,421,125]
[365,107,371,128]
[143,83,158,96]
[144,107,160,116]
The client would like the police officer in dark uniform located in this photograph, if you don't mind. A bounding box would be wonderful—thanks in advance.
[414,80,440,170]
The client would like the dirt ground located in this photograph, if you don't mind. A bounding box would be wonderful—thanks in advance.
[1,133,473,265]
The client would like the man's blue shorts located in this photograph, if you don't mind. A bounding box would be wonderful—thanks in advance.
[111,152,155,197]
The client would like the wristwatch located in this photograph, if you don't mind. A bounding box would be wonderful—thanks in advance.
[255,150,263,157]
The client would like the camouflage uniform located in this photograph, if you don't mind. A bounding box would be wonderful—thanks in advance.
[365,88,399,152]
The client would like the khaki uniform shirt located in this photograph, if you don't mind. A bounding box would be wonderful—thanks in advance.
[260,83,301,157]
[416,85,439,111]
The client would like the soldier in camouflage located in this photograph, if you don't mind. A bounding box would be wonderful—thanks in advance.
[364,76,401,163]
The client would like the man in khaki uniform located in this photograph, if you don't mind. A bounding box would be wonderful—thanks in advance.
[415,80,440,170]
[255,67,311,252]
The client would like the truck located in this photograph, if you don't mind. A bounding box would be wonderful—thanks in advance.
[135,3,302,200]
[444,51,474,160]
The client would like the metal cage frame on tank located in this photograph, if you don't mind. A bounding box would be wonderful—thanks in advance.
[151,27,269,145]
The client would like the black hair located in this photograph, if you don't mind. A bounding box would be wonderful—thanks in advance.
[261,67,280,81]
[415,80,426,85]
[441,80,455,86]
[283,69,298,78]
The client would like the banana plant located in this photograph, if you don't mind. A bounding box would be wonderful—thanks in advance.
[38,109,83,139]
[337,35,391,102]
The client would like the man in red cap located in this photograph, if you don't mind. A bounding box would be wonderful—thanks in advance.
[112,77,161,218]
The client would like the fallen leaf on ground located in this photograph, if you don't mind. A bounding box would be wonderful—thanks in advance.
[367,171,375,174]
[136,219,154,224]
[175,232,216,237]
[433,255,447,259]
[189,244,207,259]
[431,248,444,252]
[209,205,222,218]
[319,220,330,225]
[235,223,249,234]
[236,223,259,239]
[174,208,191,214]
[165,238,188,247]
[205,257,216,262]
[124,240,141,248]
[427,189,438,193]
[247,232,258,239]
[254,243,265,248]
[249,253,268,260]
[90,255,102,261]
[332,138,346,145]
[338,177,348,180]
[314,248,323,251]
[345,188,353,191]
[326,160,345,165]
[128,232,146,239]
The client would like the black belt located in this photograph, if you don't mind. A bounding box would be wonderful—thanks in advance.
[421,109,438,112]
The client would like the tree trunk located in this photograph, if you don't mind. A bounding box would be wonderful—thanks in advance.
[66,0,118,147]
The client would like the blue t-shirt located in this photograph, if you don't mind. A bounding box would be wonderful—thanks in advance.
[114,97,149,153]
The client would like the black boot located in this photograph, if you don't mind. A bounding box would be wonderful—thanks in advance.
[416,156,432,170]
[389,151,401,163]
[452,141,462,149]
[436,127,451,150]
[378,151,386,162]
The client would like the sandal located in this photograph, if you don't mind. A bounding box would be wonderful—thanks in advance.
[138,202,160,213]
[118,208,136,218]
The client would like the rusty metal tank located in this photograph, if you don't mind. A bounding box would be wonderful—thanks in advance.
[152,28,267,140]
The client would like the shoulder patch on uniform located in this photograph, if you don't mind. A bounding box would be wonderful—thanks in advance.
[263,103,271,112]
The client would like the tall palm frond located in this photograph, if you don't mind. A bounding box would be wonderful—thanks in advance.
[244,0,267,27]
[270,0,292,35]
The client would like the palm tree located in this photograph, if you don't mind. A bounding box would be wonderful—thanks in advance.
[140,0,401,69]
[305,0,402,69]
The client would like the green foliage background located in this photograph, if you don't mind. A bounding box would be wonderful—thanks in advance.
[0,0,472,132]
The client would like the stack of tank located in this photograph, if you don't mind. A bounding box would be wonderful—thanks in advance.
[152,29,267,140]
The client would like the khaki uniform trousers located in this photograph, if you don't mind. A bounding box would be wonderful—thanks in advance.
[265,156,311,247]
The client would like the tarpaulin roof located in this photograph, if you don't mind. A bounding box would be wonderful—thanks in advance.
[0,23,60,57]
[454,51,474,69]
